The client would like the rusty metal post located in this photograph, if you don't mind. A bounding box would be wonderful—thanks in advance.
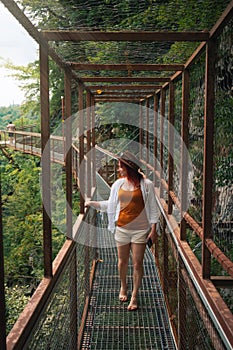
[86,91,92,198]
[64,70,73,239]
[180,69,190,240]
[202,39,216,279]
[153,94,158,180]
[178,256,187,350]
[0,171,6,350]
[160,89,165,198]
[78,83,85,214]
[162,217,169,295]
[70,248,77,349]
[146,98,149,172]
[139,102,143,158]
[168,82,175,215]
[40,43,52,277]
[61,95,65,160]
[91,96,96,188]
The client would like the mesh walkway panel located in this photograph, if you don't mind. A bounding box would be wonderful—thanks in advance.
[81,226,176,350]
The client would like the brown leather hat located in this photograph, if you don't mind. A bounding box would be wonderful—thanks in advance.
[118,151,142,172]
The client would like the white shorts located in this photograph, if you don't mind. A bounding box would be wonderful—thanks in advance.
[115,226,150,245]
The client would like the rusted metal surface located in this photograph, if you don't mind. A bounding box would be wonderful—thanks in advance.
[65,70,73,239]
[78,259,97,349]
[168,81,174,215]
[82,77,170,82]
[78,83,85,214]
[202,38,216,279]
[40,43,53,278]
[142,161,233,278]
[70,63,184,71]
[180,68,190,241]
[6,238,76,349]
[157,195,233,349]
[87,84,163,91]
[42,30,209,42]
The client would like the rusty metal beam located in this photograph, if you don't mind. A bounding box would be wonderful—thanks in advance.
[64,69,73,239]
[86,91,92,197]
[7,238,76,349]
[40,43,52,278]
[157,195,233,350]
[92,90,154,95]
[70,63,184,71]
[180,68,190,240]
[168,81,174,215]
[42,30,209,42]
[87,84,162,91]
[209,0,233,39]
[95,98,140,102]
[78,83,85,214]
[81,77,170,83]
[0,0,83,85]
[202,39,216,279]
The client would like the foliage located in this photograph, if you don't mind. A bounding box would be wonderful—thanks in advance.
[0,105,21,129]
[5,284,31,334]
[1,150,65,331]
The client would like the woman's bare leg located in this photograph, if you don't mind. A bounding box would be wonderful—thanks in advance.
[128,243,146,310]
[117,243,131,301]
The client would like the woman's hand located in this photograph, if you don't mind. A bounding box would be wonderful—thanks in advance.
[147,224,157,243]
[85,201,100,209]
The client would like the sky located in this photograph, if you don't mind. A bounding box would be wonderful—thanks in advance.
[0,3,38,107]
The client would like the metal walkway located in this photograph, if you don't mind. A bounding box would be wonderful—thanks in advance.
[81,244,176,350]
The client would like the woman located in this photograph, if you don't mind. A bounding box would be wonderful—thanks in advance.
[86,151,160,311]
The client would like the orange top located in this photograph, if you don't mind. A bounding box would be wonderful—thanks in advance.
[117,188,149,230]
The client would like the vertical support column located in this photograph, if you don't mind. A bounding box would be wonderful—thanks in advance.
[86,91,92,198]
[180,69,190,240]
[64,69,72,239]
[70,247,77,350]
[202,39,216,279]
[153,94,158,170]
[178,256,187,350]
[0,173,6,350]
[40,44,52,277]
[160,89,165,198]
[168,82,175,215]
[146,98,149,169]
[162,217,169,296]
[91,96,96,188]
[139,102,143,158]
[78,83,85,214]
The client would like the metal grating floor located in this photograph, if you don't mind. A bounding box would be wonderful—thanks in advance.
[81,242,176,349]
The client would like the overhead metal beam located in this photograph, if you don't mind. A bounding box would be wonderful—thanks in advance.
[88,84,162,90]
[0,0,82,83]
[42,30,209,42]
[81,77,170,82]
[92,91,153,96]
[70,63,184,71]
[95,98,140,102]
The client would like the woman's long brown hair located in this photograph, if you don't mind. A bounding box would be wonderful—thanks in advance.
[119,160,143,186]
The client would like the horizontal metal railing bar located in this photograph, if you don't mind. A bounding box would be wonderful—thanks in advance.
[6,238,76,349]
[156,194,233,350]
[143,161,233,278]
[6,213,86,349]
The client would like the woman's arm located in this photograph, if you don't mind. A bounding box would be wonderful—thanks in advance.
[85,200,108,211]
[85,201,101,209]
